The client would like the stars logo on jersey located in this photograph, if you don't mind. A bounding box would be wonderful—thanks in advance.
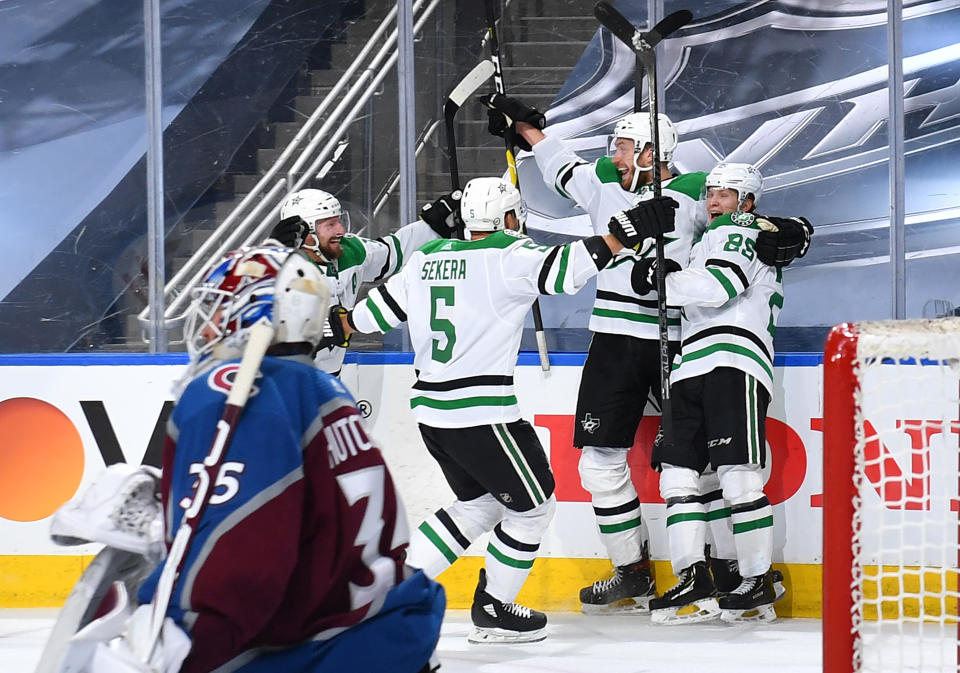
[730,211,756,227]
[580,413,601,434]
[503,229,524,238]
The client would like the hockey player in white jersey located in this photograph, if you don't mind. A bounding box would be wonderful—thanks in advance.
[481,94,812,614]
[269,188,462,376]
[630,162,804,624]
[340,176,661,643]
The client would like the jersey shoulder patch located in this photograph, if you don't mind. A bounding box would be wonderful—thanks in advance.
[595,157,622,184]
[664,171,707,201]
[337,235,368,270]
[706,212,762,233]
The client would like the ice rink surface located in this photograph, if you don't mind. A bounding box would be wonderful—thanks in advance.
[2,608,825,673]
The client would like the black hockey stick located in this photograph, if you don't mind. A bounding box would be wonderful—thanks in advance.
[485,0,551,371]
[444,60,496,192]
[594,3,693,451]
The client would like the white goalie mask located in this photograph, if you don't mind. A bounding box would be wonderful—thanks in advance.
[612,112,679,191]
[460,177,525,234]
[279,189,350,263]
[184,247,331,366]
[705,162,764,209]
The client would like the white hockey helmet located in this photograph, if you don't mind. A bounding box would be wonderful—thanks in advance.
[279,189,350,262]
[705,162,764,209]
[614,112,679,162]
[460,177,525,233]
[613,112,679,191]
[184,246,331,365]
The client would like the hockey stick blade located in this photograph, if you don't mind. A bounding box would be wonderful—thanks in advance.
[444,62,494,192]
[594,3,692,52]
[446,60,495,110]
[593,2,638,49]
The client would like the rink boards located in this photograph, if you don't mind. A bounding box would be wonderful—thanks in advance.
[0,352,957,616]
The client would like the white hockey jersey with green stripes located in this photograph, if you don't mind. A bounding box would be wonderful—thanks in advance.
[664,212,784,395]
[351,229,607,427]
[532,134,709,340]
[313,219,439,374]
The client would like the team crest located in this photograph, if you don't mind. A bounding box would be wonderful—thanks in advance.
[580,413,600,434]
[207,363,262,397]
[730,211,755,227]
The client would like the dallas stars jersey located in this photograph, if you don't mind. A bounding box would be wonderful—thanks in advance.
[532,134,709,340]
[351,230,611,427]
[314,220,439,374]
[665,212,784,395]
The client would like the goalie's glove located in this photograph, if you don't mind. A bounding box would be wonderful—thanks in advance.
[478,93,546,151]
[420,190,464,239]
[608,196,678,249]
[754,216,813,267]
[631,257,681,295]
[268,215,310,248]
[316,305,351,351]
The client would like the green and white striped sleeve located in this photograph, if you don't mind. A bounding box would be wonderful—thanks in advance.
[350,268,409,334]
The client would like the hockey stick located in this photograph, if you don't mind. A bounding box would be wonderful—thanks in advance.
[444,60,496,192]
[141,317,275,662]
[594,3,692,451]
[484,0,551,372]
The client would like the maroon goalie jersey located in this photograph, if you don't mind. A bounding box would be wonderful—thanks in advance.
[146,356,410,673]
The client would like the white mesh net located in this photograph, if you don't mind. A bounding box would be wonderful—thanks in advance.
[851,318,960,673]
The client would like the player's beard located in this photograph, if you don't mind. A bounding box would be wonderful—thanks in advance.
[318,236,343,261]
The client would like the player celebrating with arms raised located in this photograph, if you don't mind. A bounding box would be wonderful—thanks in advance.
[481,94,812,614]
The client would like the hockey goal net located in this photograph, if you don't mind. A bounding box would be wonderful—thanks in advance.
[823,318,960,673]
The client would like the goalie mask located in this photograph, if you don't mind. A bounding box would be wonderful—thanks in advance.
[460,177,525,234]
[278,188,350,263]
[612,112,679,192]
[184,246,331,365]
[705,162,764,210]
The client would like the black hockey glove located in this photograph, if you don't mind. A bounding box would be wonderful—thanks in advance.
[269,215,310,248]
[315,305,351,351]
[608,196,679,249]
[479,93,546,151]
[631,257,681,295]
[754,216,813,267]
[419,190,464,239]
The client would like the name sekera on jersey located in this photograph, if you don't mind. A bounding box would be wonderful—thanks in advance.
[421,258,467,281]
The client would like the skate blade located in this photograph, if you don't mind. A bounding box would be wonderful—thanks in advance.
[650,598,721,625]
[467,626,547,644]
[580,595,652,615]
[720,603,777,624]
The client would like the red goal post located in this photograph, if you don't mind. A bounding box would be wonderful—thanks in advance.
[823,318,960,673]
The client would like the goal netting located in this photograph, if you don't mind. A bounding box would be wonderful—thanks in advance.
[823,318,960,673]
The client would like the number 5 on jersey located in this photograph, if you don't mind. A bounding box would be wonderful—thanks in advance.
[430,286,456,363]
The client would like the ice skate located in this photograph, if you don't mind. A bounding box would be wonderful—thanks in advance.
[579,559,655,614]
[718,571,778,623]
[649,561,720,625]
[468,569,547,643]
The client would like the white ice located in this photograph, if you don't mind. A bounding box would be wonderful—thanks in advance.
[2,608,824,673]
